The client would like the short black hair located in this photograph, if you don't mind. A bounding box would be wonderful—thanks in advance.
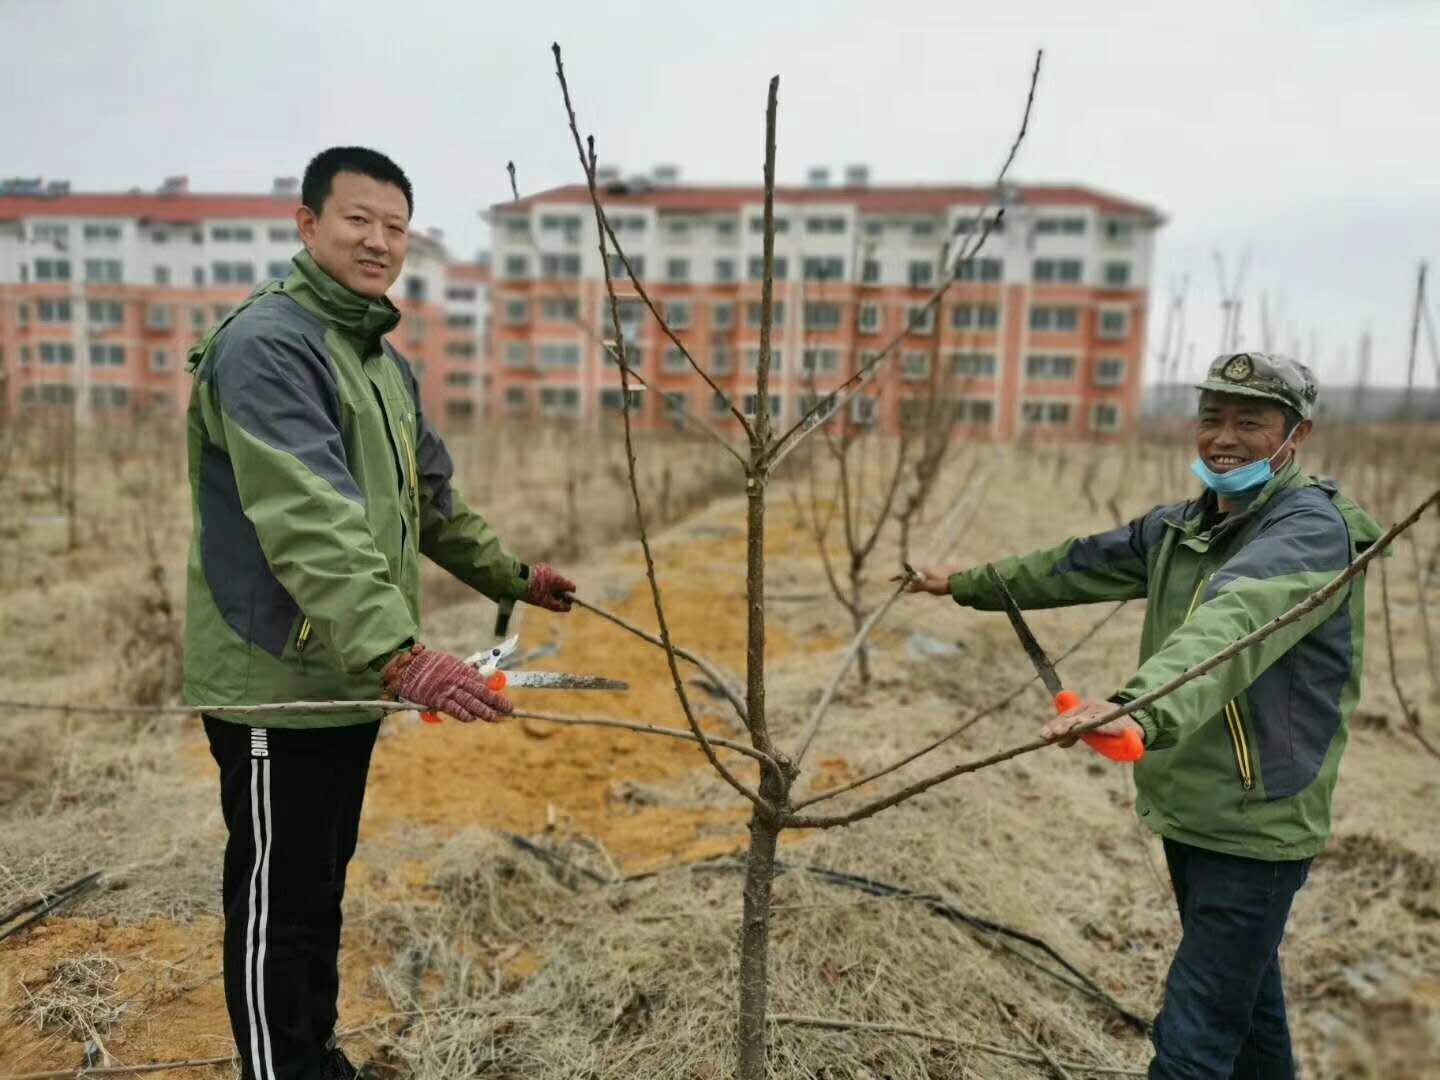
[1279,405,1302,432]
[301,146,413,219]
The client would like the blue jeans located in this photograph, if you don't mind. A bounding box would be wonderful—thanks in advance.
[1149,839,1312,1079]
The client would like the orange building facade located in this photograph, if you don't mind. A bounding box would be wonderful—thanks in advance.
[487,179,1163,440]
[0,183,488,427]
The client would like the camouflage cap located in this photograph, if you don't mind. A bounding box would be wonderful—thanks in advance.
[1195,352,1318,419]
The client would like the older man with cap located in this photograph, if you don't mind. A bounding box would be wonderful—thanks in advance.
[902,354,1382,1078]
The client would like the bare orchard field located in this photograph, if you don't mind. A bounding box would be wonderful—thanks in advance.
[0,414,1436,1078]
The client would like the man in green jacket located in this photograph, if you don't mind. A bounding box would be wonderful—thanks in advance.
[904,354,1381,1078]
[184,147,576,1080]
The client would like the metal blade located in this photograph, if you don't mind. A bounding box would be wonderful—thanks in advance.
[984,565,1064,698]
[504,671,630,691]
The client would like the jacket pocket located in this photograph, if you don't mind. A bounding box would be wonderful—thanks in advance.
[1224,699,1255,791]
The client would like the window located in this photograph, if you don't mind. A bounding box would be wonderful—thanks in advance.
[1103,219,1136,243]
[192,307,207,330]
[804,216,846,234]
[1032,259,1082,284]
[1028,306,1079,332]
[541,254,581,280]
[32,223,69,243]
[912,219,938,237]
[742,393,783,418]
[803,256,844,282]
[862,259,881,285]
[601,388,645,411]
[39,343,76,365]
[504,299,530,325]
[538,343,580,368]
[607,346,644,369]
[146,304,173,329]
[711,348,734,375]
[954,258,1001,283]
[212,261,255,285]
[1103,262,1131,287]
[746,301,785,329]
[612,216,647,234]
[502,217,531,238]
[35,258,71,282]
[446,286,478,302]
[210,226,255,242]
[850,396,877,425]
[402,276,426,302]
[505,386,529,409]
[37,299,72,323]
[446,341,477,359]
[540,214,582,233]
[950,304,999,330]
[17,303,29,326]
[1022,400,1073,426]
[446,399,476,421]
[906,305,935,335]
[541,297,580,321]
[666,258,690,283]
[89,344,126,367]
[504,343,531,368]
[797,391,839,425]
[714,259,736,283]
[503,254,529,278]
[908,261,934,288]
[267,261,290,280]
[151,350,173,372]
[665,218,691,239]
[88,386,129,409]
[712,391,732,416]
[19,346,31,367]
[748,215,790,233]
[83,223,123,242]
[1091,402,1122,432]
[85,259,123,283]
[715,219,736,238]
[804,302,843,332]
[1094,358,1125,386]
[540,386,581,416]
[447,312,477,329]
[953,398,995,424]
[445,371,475,386]
[747,256,788,281]
[1099,309,1129,338]
[87,300,123,326]
[745,348,783,372]
[37,384,78,405]
[858,304,880,334]
[801,348,840,374]
[949,352,997,378]
[663,391,688,417]
[712,302,735,330]
[269,226,301,243]
[193,266,205,286]
[154,266,172,286]
[663,347,688,373]
[901,351,931,380]
[1035,216,1086,235]
[665,301,692,329]
[1026,354,1076,379]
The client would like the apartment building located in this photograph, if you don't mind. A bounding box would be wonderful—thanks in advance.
[0,179,486,426]
[488,170,1162,439]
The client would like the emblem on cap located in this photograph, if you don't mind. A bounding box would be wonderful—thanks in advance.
[1223,354,1254,383]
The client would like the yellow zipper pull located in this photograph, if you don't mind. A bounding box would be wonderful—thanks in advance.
[296,617,313,653]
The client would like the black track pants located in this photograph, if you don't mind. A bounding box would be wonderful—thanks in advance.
[205,717,380,1080]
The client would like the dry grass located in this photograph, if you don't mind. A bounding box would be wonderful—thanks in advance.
[14,953,126,1040]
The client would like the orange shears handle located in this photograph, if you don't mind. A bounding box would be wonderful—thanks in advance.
[420,671,509,726]
[1054,690,1145,763]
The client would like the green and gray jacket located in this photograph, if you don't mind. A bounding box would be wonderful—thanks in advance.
[950,461,1382,861]
[183,251,528,728]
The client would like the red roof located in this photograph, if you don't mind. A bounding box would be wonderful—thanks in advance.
[496,182,1160,219]
[0,193,300,223]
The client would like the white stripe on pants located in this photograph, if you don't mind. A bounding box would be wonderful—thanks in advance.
[245,758,277,1080]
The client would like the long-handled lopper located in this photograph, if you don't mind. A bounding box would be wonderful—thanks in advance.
[421,634,628,725]
[984,565,1144,763]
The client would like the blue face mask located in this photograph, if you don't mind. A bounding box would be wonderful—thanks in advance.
[1190,424,1299,497]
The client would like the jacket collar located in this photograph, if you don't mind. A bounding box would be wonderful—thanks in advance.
[283,250,401,341]
[1169,458,1308,539]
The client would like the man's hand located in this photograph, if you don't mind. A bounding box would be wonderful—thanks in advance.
[380,644,513,724]
[1042,698,1145,748]
[890,565,952,596]
[524,563,576,613]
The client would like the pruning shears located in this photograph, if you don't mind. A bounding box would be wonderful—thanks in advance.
[984,566,1145,764]
[420,634,629,725]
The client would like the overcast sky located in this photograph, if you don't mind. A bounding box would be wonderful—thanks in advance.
[3,0,1436,387]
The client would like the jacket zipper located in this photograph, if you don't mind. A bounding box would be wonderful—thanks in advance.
[296,616,313,653]
[1185,573,1255,792]
[399,426,417,496]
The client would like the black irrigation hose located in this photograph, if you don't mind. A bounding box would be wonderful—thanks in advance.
[500,835,1150,1033]
[0,871,102,943]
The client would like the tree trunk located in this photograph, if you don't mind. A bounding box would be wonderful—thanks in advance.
[850,567,870,685]
[736,776,783,1080]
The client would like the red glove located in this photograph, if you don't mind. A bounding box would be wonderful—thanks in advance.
[524,563,576,613]
[380,644,512,724]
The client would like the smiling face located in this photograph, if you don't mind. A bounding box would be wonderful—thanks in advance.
[295,170,410,300]
[1197,391,1311,476]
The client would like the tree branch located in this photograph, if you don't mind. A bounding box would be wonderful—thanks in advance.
[552,42,772,811]
[992,994,1075,1080]
[513,709,774,766]
[1380,556,1440,760]
[785,487,1439,828]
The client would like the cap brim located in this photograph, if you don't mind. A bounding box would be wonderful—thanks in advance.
[1194,380,1292,407]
